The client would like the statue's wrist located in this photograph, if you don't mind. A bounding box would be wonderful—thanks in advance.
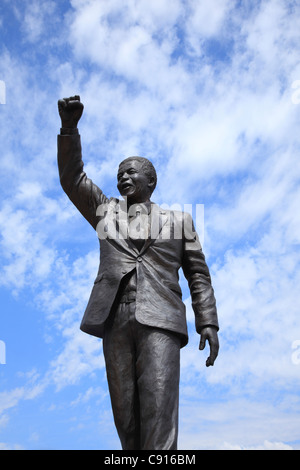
[61,119,77,127]
[199,324,218,333]
[60,127,79,135]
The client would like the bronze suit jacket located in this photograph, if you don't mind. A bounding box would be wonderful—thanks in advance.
[57,132,219,347]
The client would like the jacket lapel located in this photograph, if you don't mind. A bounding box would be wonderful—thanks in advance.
[104,200,168,256]
[103,200,138,255]
[140,204,168,255]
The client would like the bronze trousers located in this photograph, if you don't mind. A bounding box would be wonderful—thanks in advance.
[103,300,181,450]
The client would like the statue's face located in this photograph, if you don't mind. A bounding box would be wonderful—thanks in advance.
[117,159,152,203]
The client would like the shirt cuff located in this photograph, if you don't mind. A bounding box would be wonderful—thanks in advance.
[60,127,79,135]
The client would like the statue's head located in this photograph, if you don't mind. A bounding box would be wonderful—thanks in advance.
[117,156,157,203]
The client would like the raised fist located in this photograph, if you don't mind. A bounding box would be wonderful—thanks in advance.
[58,95,84,128]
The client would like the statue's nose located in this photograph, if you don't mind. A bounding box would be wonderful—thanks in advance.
[121,172,130,181]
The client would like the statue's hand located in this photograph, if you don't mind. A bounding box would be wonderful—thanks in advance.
[199,326,219,367]
[58,95,84,128]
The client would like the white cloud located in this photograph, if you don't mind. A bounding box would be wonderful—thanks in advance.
[243,0,300,71]
[0,383,45,416]
[221,440,294,450]
[70,386,107,406]
[202,241,300,386]
[185,0,233,53]
[0,442,24,450]
[20,0,58,43]
[68,0,190,105]
[59,0,300,211]
[178,397,300,450]
[47,325,104,391]
[0,415,9,429]
[0,201,57,289]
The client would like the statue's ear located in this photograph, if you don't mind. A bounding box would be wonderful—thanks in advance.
[148,176,155,188]
[148,176,155,193]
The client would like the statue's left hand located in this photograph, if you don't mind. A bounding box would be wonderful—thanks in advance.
[199,326,219,367]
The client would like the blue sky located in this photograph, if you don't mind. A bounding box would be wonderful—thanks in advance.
[1,0,300,450]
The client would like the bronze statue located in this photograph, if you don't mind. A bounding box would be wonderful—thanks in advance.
[57,96,219,450]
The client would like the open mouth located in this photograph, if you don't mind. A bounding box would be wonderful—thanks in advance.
[122,183,133,190]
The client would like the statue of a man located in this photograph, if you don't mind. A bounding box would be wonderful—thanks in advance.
[57,96,219,450]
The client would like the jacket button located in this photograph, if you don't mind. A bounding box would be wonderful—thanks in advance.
[137,256,142,262]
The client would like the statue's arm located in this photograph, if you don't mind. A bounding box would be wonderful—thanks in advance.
[57,96,108,230]
[182,212,219,366]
